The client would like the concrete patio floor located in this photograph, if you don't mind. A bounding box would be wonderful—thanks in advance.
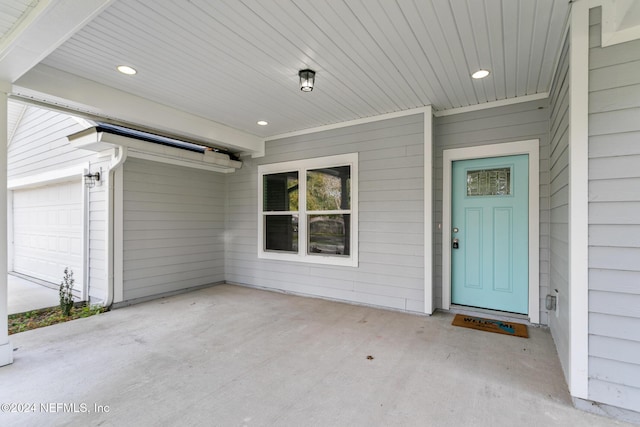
[0,284,628,426]
[8,274,59,315]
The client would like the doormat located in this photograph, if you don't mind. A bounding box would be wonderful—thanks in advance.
[452,314,528,338]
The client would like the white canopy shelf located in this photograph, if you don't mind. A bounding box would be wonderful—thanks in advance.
[68,124,242,173]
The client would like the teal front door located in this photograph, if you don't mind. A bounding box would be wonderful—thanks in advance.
[451,155,529,314]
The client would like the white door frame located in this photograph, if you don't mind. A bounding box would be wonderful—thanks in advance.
[442,139,540,324]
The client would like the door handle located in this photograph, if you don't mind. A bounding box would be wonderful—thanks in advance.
[452,238,459,249]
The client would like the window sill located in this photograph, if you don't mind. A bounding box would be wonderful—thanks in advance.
[258,251,358,267]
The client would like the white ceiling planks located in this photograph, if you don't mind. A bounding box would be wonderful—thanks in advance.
[483,0,507,102]
[133,1,320,125]
[297,0,417,111]
[348,0,438,108]
[45,1,306,129]
[149,0,359,126]
[191,0,376,127]
[398,1,461,109]
[502,0,520,100]
[234,0,386,115]
[527,0,554,94]
[0,0,34,39]
[515,0,537,97]
[538,0,570,94]
[28,0,569,138]
[429,0,479,107]
[449,0,490,104]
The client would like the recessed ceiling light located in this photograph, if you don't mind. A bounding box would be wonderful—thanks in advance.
[257,120,268,126]
[472,69,490,79]
[117,65,137,75]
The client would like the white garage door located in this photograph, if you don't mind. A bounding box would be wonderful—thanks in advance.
[13,180,84,293]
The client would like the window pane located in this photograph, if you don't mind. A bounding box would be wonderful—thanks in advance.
[307,166,350,211]
[467,167,511,196]
[265,215,298,252]
[264,172,298,211]
[308,214,350,256]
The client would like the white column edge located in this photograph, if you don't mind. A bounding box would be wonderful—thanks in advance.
[424,106,434,314]
[568,0,590,399]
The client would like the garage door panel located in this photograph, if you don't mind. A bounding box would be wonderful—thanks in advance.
[13,180,83,291]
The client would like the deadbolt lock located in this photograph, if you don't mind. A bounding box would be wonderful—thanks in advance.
[452,238,459,249]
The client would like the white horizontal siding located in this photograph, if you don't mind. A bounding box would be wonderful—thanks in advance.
[122,158,225,301]
[590,357,640,393]
[226,114,425,312]
[587,9,640,413]
[433,98,550,324]
[8,106,92,179]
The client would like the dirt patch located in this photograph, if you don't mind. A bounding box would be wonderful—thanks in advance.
[9,305,107,335]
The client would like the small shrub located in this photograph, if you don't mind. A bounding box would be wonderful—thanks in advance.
[59,267,75,316]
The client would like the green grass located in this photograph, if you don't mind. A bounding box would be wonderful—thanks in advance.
[9,304,107,335]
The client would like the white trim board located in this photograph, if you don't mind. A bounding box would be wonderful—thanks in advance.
[265,93,552,144]
[7,189,13,273]
[423,107,434,315]
[81,171,89,301]
[264,106,432,142]
[8,164,88,189]
[568,0,590,400]
[113,166,124,304]
[0,90,11,367]
[441,139,540,324]
[433,93,549,117]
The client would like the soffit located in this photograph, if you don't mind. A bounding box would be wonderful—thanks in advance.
[0,0,35,41]
[31,1,569,138]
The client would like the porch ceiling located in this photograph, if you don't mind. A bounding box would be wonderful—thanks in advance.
[2,0,570,151]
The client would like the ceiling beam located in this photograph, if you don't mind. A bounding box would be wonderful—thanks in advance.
[13,64,265,155]
[0,0,115,82]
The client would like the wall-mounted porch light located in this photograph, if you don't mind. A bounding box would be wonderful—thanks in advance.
[84,168,101,188]
[299,69,316,92]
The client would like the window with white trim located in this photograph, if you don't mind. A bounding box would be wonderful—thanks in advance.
[258,153,358,267]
